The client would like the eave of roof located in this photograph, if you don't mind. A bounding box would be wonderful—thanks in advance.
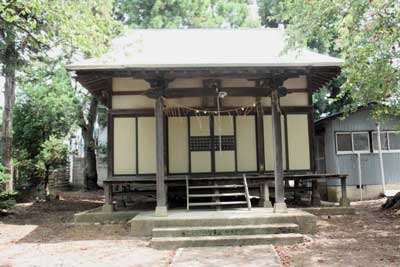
[66,62,342,71]
[315,105,373,126]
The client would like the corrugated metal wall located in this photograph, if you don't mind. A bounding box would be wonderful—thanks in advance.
[320,108,400,186]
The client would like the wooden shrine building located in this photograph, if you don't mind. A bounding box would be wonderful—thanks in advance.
[67,29,346,216]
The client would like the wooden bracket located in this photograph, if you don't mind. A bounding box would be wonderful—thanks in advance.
[203,79,222,91]
[202,79,221,107]
[255,72,295,97]
[144,78,170,98]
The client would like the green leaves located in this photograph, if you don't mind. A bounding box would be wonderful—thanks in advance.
[0,164,16,209]
[35,135,69,174]
[269,0,400,118]
[0,0,123,70]
[13,65,77,185]
[114,0,258,29]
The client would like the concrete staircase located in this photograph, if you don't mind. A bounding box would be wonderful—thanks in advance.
[151,223,304,249]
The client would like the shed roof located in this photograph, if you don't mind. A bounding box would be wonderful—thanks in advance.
[66,28,343,71]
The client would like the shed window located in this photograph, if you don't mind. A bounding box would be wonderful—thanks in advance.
[336,132,370,154]
[372,131,400,152]
[389,132,400,150]
[336,133,352,152]
[353,133,369,151]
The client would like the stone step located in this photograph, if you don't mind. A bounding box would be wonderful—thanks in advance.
[130,209,317,237]
[151,233,304,249]
[152,223,299,237]
[189,201,248,207]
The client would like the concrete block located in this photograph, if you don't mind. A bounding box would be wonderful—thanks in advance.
[102,204,114,213]
[152,223,299,237]
[273,202,288,213]
[130,208,317,237]
[171,245,281,267]
[74,208,139,224]
[151,233,304,250]
[155,206,168,217]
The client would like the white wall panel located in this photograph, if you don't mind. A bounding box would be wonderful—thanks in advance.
[236,116,257,171]
[287,114,310,170]
[168,117,189,173]
[138,117,156,174]
[113,117,136,174]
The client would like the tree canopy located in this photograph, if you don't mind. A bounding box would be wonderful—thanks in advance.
[268,0,400,117]
[0,0,123,195]
[114,0,259,28]
[13,65,77,189]
[257,0,281,28]
[0,0,122,58]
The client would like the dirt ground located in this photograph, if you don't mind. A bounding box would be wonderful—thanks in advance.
[276,199,400,267]
[1,190,399,267]
[0,191,172,267]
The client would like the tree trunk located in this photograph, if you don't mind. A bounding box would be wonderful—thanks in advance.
[1,32,17,190]
[44,166,50,201]
[382,192,400,210]
[81,97,99,190]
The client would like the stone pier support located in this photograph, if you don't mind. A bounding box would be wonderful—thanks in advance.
[260,182,273,208]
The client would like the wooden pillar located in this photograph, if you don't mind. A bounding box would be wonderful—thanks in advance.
[103,102,114,212]
[256,97,265,173]
[271,88,287,213]
[107,110,113,180]
[155,96,168,216]
[102,182,114,212]
[340,176,350,207]
[311,179,321,206]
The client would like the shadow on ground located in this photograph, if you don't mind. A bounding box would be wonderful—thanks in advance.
[0,190,135,244]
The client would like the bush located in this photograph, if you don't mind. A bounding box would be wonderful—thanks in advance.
[0,165,16,209]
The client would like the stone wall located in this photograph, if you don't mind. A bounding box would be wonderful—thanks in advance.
[71,156,108,187]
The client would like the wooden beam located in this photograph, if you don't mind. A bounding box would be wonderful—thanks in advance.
[75,67,311,80]
[108,106,313,117]
[262,106,313,114]
[112,90,146,96]
[165,87,307,98]
[111,87,309,98]
[109,108,154,116]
